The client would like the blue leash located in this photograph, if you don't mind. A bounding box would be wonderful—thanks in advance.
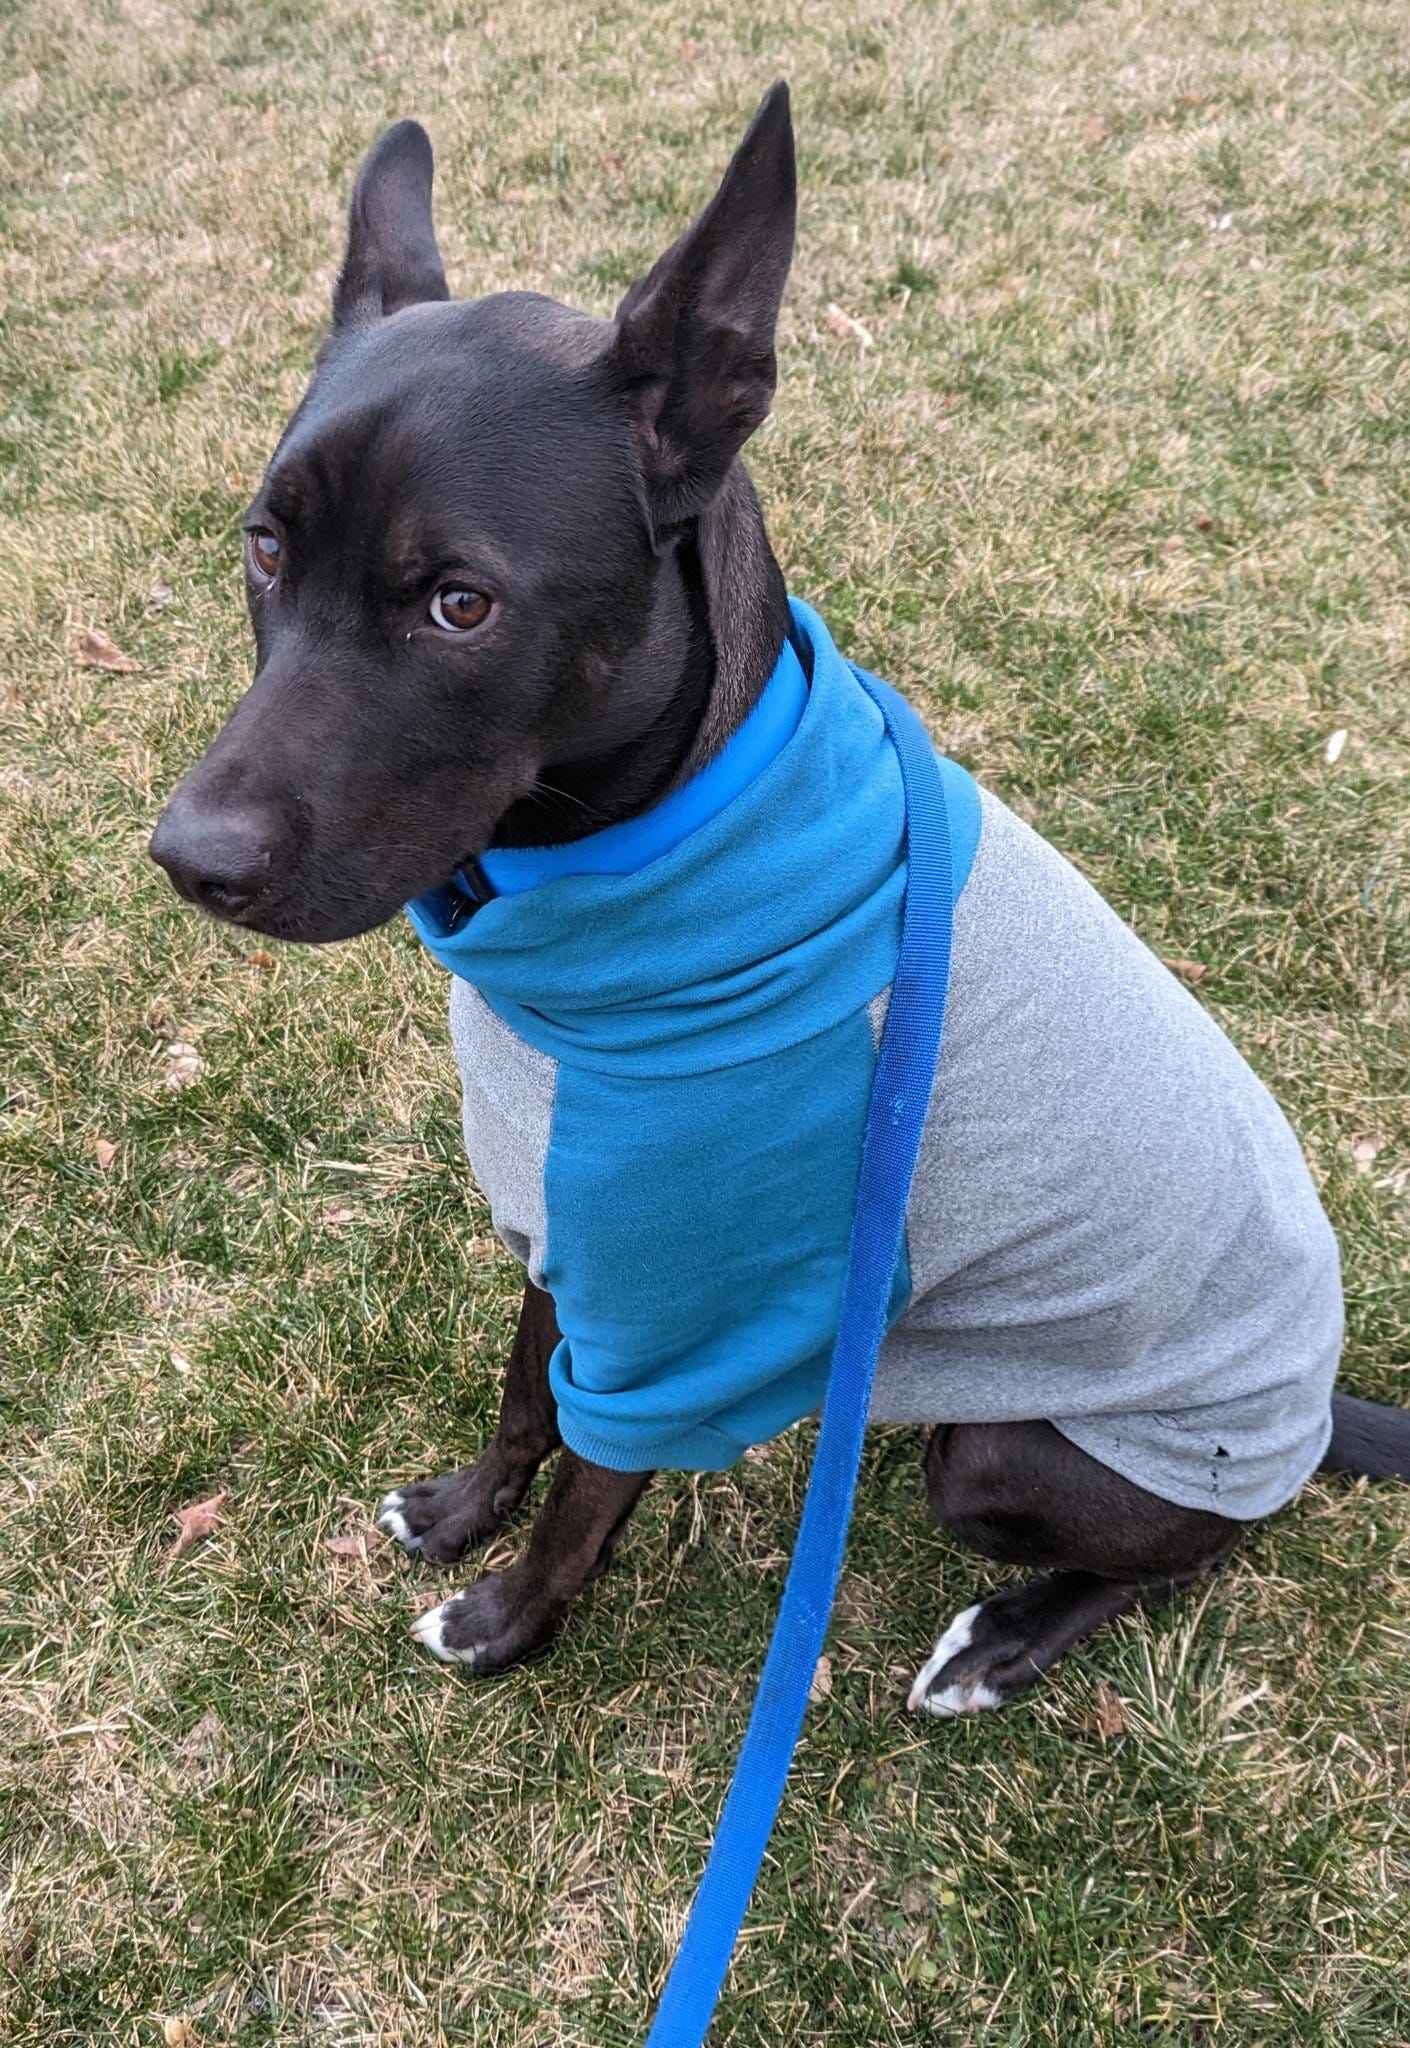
[643,665,955,2046]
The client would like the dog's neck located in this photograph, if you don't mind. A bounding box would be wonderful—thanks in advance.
[490,463,789,850]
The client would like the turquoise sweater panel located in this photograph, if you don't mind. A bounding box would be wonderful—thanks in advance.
[407,600,980,1471]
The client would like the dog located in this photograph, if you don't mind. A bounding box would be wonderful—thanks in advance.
[150,84,1409,1715]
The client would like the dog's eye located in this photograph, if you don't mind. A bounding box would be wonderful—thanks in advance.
[429,586,491,634]
[247,528,281,580]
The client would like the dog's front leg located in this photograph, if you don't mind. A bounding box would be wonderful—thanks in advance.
[408,1450,652,1673]
[378,1278,564,1563]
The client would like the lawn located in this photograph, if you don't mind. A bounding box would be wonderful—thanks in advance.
[2,0,1408,2042]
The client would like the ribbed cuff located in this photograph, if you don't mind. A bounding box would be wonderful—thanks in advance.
[556,1410,747,1474]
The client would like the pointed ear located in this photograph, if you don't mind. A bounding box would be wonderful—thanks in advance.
[608,82,795,531]
[332,121,450,330]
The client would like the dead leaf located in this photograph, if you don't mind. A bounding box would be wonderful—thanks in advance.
[1323,728,1348,765]
[146,580,175,612]
[162,2020,195,2048]
[72,625,140,671]
[678,37,700,60]
[1352,1138,1380,1173]
[162,1040,206,1088]
[326,1527,385,1561]
[598,151,625,173]
[1092,1680,1126,1739]
[323,1205,356,1227]
[170,1489,228,1557]
[170,1348,193,1375]
[809,1653,833,1703]
[169,1708,231,1787]
[1084,115,1107,145]
[1163,958,1207,984]
[1159,533,1184,555]
[93,1137,118,1171]
[1270,101,1286,123]
[245,949,275,969]
[824,302,874,352]
[1194,512,1214,532]
[226,1163,259,1189]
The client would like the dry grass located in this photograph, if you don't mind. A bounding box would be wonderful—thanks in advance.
[1,0,1408,2042]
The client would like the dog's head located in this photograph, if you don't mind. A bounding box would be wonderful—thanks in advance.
[150,87,795,941]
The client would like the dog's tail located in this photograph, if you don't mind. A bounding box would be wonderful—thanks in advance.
[1318,1392,1410,1482]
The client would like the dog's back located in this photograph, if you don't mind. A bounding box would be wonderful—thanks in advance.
[874,780,1342,1522]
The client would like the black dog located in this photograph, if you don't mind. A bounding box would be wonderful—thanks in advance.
[152,86,1409,1712]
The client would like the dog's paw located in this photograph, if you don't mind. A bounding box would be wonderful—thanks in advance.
[376,1457,528,1566]
[907,1602,1004,1716]
[408,1565,559,1676]
[908,1583,1076,1717]
[409,1595,486,1666]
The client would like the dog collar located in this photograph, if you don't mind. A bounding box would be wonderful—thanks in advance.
[413,628,810,933]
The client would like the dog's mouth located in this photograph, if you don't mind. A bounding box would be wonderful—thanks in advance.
[148,757,519,944]
[149,814,464,945]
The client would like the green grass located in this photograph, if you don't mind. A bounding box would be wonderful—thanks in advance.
[2,1,1408,2041]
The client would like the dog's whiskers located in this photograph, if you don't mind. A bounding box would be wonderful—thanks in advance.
[529,776,607,828]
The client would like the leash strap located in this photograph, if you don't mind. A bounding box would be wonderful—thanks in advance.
[643,665,955,2047]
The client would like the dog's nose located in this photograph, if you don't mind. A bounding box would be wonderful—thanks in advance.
[149,795,279,917]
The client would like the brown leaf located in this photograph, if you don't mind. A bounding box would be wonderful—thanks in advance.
[1159,533,1184,555]
[824,302,875,352]
[93,1137,118,1171]
[73,625,140,671]
[1194,512,1214,532]
[1163,958,1207,984]
[245,949,275,969]
[326,1526,385,1560]
[1092,1680,1126,1739]
[170,1489,228,1556]
[162,2020,195,2048]
[322,1204,357,1227]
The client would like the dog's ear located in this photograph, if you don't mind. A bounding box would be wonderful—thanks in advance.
[609,81,795,532]
[332,120,450,330]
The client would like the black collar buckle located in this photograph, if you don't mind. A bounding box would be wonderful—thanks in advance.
[430,856,496,935]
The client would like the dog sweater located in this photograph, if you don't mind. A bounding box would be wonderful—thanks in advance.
[407,599,1342,1521]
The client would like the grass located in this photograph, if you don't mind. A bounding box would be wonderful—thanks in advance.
[1,0,1408,2041]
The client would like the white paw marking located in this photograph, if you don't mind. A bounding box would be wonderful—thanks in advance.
[906,1601,1003,1716]
[409,1598,483,1667]
[919,1677,1004,1718]
[376,1491,421,1552]
[906,1602,979,1711]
